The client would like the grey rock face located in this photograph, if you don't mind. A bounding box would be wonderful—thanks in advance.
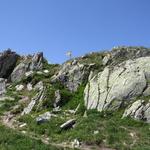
[29,52,43,70]
[123,100,150,123]
[0,50,19,79]
[103,46,150,66]
[11,52,43,82]
[21,87,44,115]
[11,62,29,82]
[0,78,6,96]
[84,57,150,112]
[51,59,93,92]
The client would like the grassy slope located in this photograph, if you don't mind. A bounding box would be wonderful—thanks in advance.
[18,110,150,150]
[0,53,150,150]
[0,124,63,150]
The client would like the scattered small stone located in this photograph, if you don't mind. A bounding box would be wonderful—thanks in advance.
[94,130,99,135]
[21,131,26,134]
[43,70,49,73]
[67,110,75,114]
[37,71,43,75]
[60,119,76,130]
[15,84,24,91]
[72,139,80,148]
[19,123,27,128]
[36,112,56,124]
[25,71,33,77]
[34,81,44,91]
[53,90,61,108]
[52,106,61,113]
[27,83,32,91]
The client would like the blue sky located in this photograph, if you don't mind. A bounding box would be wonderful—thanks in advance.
[0,0,150,63]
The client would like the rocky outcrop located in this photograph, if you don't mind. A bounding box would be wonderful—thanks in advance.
[11,52,43,82]
[51,59,94,92]
[123,100,150,123]
[84,57,150,112]
[102,46,150,66]
[21,86,45,115]
[0,78,6,96]
[29,52,43,70]
[0,49,19,79]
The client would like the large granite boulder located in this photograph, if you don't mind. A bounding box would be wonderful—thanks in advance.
[51,59,94,92]
[0,49,19,79]
[123,100,150,123]
[84,56,150,112]
[11,52,43,82]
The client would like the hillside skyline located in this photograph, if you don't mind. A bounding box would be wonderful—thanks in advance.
[0,0,150,63]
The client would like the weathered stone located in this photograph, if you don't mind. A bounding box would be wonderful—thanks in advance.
[84,57,150,112]
[11,52,43,82]
[43,70,49,74]
[11,62,29,82]
[94,130,99,135]
[123,100,150,123]
[71,139,80,148]
[102,53,112,65]
[51,60,92,92]
[66,110,76,114]
[60,119,76,130]
[53,90,61,107]
[19,123,27,128]
[106,46,150,66]
[27,83,32,91]
[29,52,43,70]
[21,88,44,115]
[34,81,44,91]
[143,85,150,96]
[36,112,55,124]
[36,71,43,75]
[15,84,24,91]
[25,71,33,77]
[52,106,61,113]
[0,49,19,79]
[0,78,6,96]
